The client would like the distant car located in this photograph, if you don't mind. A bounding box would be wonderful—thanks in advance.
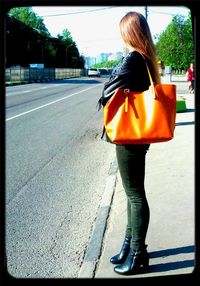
[88,68,101,77]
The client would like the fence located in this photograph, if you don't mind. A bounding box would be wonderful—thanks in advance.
[5,67,86,84]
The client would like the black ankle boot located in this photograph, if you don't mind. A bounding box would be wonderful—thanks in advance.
[114,246,149,275]
[110,237,131,264]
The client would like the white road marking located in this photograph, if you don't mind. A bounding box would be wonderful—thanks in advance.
[6,85,59,96]
[6,84,101,122]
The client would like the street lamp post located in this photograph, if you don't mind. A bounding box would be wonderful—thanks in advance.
[66,44,73,68]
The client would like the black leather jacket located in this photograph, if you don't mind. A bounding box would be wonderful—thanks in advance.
[98,51,152,109]
[98,50,153,143]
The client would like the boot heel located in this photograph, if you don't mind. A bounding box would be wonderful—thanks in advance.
[114,247,150,275]
[141,257,149,273]
[140,249,149,270]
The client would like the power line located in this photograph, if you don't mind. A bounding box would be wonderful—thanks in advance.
[35,6,189,18]
[37,6,119,17]
[149,8,187,16]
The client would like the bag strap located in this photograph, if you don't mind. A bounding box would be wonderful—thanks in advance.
[145,62,154,87]
[138,52,158,101]
[139,52,154,87]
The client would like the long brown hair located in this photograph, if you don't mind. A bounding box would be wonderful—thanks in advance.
[120,11,160,83]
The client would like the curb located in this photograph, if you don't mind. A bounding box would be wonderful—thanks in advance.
[78,156,118,278]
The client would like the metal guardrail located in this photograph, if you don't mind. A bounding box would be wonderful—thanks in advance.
[6,67,85,84]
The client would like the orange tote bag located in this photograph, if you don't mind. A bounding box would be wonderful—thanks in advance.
[104,63,176,144]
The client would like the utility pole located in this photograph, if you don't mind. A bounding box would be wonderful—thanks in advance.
[145,6,148,21]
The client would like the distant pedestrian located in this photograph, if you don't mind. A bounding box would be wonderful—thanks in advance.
[97,11,160,275]
[186,63,194,93]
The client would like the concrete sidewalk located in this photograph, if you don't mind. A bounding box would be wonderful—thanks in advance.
[79,79,196,279]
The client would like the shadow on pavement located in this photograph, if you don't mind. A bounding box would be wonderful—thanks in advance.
[176,121,195,126]
[183,108,195,113]
[149,245,195,258]
[148,245,195,273]
[149,259,195,273]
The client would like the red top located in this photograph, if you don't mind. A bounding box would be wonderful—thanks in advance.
[187,67,194,81]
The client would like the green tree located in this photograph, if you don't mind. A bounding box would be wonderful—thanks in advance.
[58,29,74,45]
[8,7,50,37]
[6,10,85,68]
[156,13,194,70]
[57,29,85,68]
[8,7,56,66]
[94,59,121,69]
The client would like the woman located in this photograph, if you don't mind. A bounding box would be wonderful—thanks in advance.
[98,12,160,275]
[186,63,194,93]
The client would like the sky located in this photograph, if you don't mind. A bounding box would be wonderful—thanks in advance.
[32,6,190,57]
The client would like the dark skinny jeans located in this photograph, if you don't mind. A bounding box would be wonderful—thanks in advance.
[116,144,150,251]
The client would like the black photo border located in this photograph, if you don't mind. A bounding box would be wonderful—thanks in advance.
[0,0,199,285]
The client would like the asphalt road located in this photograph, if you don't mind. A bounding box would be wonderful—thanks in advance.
[5,77,116,278]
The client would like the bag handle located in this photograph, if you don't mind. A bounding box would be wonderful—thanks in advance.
[145,62,154,87]
[139,54,157,99]
[145,62,157,98]
[139,52,154,87]
[124,54,156,112]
